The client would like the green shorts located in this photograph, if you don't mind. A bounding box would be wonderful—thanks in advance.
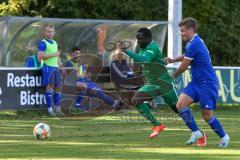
[138,83,178,107]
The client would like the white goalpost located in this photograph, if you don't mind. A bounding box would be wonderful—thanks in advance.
[168,0,182,66]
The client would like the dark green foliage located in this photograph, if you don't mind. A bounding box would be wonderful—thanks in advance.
[1,0,239,65]
[183,0,240,66]
[37,0,168,20]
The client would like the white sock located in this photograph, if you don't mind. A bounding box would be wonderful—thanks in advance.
[48,107,53,112]
[222,134,229,140]
[55,106,61,112]
[113,100,119,107]
[193,130,202,135]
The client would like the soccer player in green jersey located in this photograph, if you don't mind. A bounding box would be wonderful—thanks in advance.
[118,28,179,138]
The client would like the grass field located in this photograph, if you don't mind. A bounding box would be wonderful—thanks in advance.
[0,106,239,160]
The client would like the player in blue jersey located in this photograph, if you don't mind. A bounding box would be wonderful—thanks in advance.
[38,25,65,116]
[63,47,123,111]
[165,17,230,147]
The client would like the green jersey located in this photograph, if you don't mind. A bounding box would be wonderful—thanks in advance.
[42,39,58,67]
[125,41,172,85]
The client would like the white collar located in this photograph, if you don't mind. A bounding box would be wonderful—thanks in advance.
[189,34,198,42]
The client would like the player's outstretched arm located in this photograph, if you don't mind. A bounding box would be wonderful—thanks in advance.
[124,50,151,62]
[173,57,191,78]
[117,43,152,62]
[164,54,184,64]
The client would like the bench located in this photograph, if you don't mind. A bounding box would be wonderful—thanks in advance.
[61,54,144,110]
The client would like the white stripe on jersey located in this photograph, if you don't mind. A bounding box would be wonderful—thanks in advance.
[146,50,154,54]
[184,56,194,60]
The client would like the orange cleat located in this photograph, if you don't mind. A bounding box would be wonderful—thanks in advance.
[197,131,207,147]
[149,124,166,139]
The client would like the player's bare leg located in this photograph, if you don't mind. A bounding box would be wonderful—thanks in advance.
[133,91,166,139]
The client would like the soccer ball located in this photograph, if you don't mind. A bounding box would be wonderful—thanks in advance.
[33,123,51,140]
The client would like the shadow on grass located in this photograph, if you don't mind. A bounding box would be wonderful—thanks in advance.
[0,109,50,120]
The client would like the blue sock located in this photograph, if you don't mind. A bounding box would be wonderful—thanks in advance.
[96,89,114,106]
[208,116,226,138]
[45,91,53,108]
[75,91,86,108]
[178,107,199,132]
[76,96,84,108]
[54,92,61,106]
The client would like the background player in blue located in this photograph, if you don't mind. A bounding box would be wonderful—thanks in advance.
[38,24,65,116]
[63,47,123,111]
[165,17,230,147]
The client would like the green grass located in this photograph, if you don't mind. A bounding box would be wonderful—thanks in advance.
[0,106,239,160]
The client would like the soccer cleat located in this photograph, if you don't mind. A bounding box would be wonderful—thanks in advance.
[218,134,230,148]
[48,110,56,116]
[75,105,89,112]
[186,130,204,145]
[113,100,124,111]
[197,131,207,147]
[149,124,166,139]
[56,110,65,116]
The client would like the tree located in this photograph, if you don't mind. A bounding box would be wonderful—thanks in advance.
[38,0,168,21]
[183,0,240,66]
[0,0,31,16]
[0,0,48,16]
[1,0,239,65]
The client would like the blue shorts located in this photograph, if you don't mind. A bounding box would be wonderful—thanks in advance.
[42,64,62,88]
[181,81,219,110]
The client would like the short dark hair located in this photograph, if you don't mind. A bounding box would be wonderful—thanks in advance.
[137,28,152,39]
[71,46,81,52]
[178,17,198,32]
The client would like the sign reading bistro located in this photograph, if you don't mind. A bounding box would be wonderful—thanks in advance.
[0,67,239,110]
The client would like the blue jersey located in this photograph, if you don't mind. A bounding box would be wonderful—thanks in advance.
[25,54,41,68]
[184,34,218,84]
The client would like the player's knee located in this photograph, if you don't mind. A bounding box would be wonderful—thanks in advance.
[131,97,139,106]
[55,86,62,93]
[132,97,143,106]
[76,84,86,92]
[87,89,97,96]
[176,101,185,109]
[131,98,136,106]
[202,110,213,121]
[46,85,54,92]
